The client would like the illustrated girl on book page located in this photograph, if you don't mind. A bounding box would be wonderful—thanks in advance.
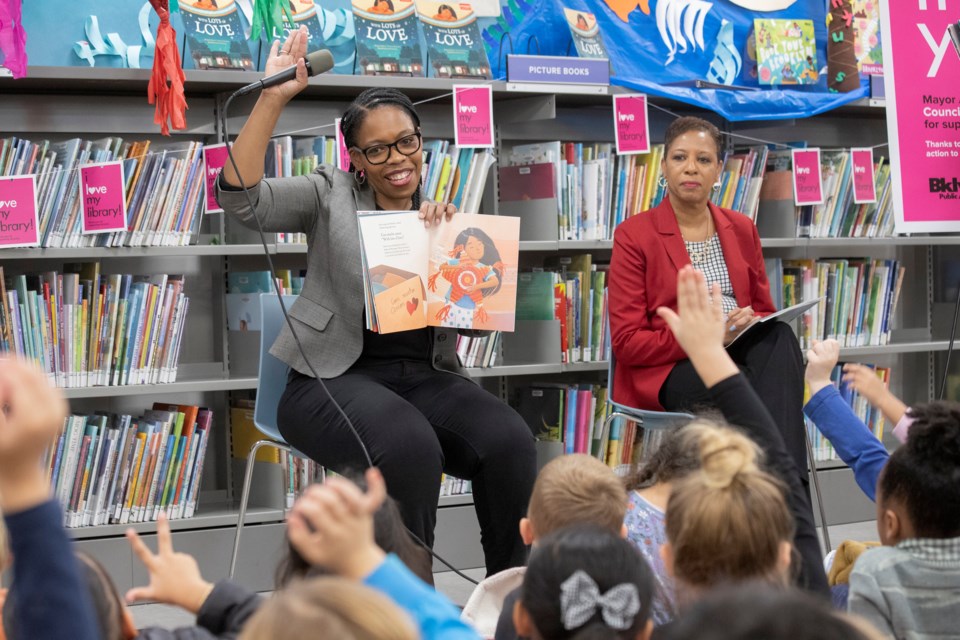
[428,228,504,329]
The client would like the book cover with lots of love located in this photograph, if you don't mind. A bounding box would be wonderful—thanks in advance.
[562,7,613,71]
[415,0,491,79]
[754,19,819,85]
[357,211,520,333]
[352,0,425,76]
[180,0,255,71]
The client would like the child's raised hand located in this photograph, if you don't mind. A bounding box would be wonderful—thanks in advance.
[419,201,456,228]
[286,467,387,580]
[125,514,214,614]
[0,358,68,512]
[841,363,887,405]
[805,339,840,395]
[656,266,726,357]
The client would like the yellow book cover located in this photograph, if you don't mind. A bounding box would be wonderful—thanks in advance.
[231,407,281,463]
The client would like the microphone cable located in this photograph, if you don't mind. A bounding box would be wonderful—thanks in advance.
[220,88,481,586]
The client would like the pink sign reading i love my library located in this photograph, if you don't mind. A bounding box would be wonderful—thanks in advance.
[335,118,351,172]
[791,148,823,206]
[851,148,877,204]
[0,175,40,248]
[453,85,494,148]
[203,144,230,214]
[80,161,127,234]
[613,94,650,155]
[881,0,960,232]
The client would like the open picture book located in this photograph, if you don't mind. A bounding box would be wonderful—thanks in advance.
[357,210,520,333]
[726,297,822,348]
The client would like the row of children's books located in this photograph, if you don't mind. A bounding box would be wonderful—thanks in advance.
[457,332,500,368]
[712,145,770,221]
[265,135,334,244]
[516,256,610,364]
[0,136,205,248]
[766,258,905,349]
[421,142,496,216]
[514,383,610,458]
[47,403,212,528]
[806,364,891,462]
[804,152,894,239]
[439,474,473,498]
[0,264,190,388]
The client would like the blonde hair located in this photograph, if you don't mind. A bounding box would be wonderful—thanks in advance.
[240,577,418,640]
[665,422,794,589]
[527,454,627,536]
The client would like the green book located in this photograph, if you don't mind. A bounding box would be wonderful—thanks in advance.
[516,272,557,321]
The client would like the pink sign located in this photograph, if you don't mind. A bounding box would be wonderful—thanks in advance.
[335,118,351,172]
[453,85,494,148]
[881,0,960,232]
[791,148,823,206]
[851,148,877,204]
[0,175,40,248]
[80,162,127,234]
[613,94,650,155]
[203,144,229,214]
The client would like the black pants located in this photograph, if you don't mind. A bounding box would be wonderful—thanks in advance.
[658,322,807,475]
[277,360,537,576]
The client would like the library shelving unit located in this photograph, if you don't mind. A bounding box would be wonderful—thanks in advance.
[1,65,947,590]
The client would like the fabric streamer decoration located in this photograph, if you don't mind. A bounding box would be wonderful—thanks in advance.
[148,0,188,136]
[826,0,858,92]
[73,4,156,69]
[249,0,294,43]
[0,0,28,78]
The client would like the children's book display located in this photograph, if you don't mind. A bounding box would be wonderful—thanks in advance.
[754,19,819,85]
[562,8,611,66]
[270,0,330,52]
[357,211,520,333]
[47,403,212,528]
[180,0,255,70]
[416,0,491,78]
[514,383,610,458]
[352,0,425,76]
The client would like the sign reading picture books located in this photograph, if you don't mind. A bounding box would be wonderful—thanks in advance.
[0,175,40,248]
[612,94,650,155]
[851,148,877,204]
[881,0,960,232]
[453,85,494,148]
[80,162,127,234]
[352,0,425,76]
[203,144,230,215]
[754,19,819,85]
[792,149,824,206]
[180,0,255,70]
[562,7,612,70]
[357,211,520,333]
[415,1,491,79]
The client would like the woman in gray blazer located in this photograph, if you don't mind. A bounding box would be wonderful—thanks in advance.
[217,27,536,575]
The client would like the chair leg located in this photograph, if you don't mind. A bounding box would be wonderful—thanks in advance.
[230,439,293,580]
[805,429,832,553]
[597,411,635,462]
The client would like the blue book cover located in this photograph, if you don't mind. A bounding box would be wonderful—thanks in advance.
[562,8,613,71]
[415,0,490,79]
[564,386,577,454]
[180,0,255,71]
[352,0,424,76]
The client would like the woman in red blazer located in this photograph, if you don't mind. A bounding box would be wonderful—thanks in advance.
[608,116,807,473]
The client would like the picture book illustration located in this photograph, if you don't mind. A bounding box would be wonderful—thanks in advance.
[180,0,255,71]
[269,0,328,55]
[754,19,818,85]
[562,7,613,70]
[357,211,519,333]
[852,0,882,75]
[415,0,491,79]
[352,0,425,76]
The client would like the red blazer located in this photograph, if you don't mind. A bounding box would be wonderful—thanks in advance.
[608,198,776,410]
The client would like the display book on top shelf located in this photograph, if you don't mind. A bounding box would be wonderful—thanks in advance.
[0,66,933,567]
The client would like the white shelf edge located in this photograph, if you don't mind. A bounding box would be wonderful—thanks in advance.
[67,505,285,540]
[61,376,258,399]
[438,493,474,507]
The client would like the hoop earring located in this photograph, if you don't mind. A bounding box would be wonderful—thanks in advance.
[713,181,722,189]
[355,170,366,187]
[657,176,667,189]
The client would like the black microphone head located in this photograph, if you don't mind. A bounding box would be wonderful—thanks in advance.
[304,50,335,77]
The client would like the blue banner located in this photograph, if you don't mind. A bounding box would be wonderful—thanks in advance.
[483,0,868,122]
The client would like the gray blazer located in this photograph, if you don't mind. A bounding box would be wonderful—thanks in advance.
[216,166,467,379]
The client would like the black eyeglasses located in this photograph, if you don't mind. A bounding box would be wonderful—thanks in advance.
[354,132,422,165]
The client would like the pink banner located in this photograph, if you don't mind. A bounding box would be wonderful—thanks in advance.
[881,0,960,231]
[453,85,494,148]
[335,118,351,172]
[0,175,39,248]
[851,148,877,204]
[792,148,823,206]
[80,162,127,234]
[613,94,650,155]
[203,144,229,214]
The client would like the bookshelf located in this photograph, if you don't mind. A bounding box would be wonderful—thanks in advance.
[1,65,946,585]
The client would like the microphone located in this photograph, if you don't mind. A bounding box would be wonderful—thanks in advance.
[233,50,335,97]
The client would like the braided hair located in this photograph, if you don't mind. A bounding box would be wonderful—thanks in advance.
[340,88,423,208]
